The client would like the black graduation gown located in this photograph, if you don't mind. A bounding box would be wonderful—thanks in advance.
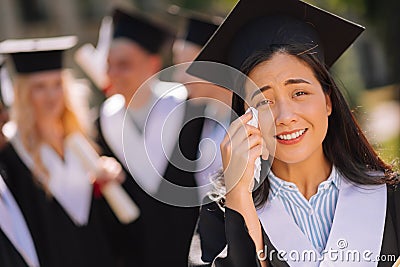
[189,184,400,267]
[0,144,117,267]
[0,229,30,267]
[97,101,205,267]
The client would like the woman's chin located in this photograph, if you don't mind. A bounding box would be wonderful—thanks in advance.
[272,153,309,165]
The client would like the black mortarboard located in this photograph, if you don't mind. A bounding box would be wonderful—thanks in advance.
[184,16,220,47]
[112,8,172,54]
[0,36,77,74]
[187,0,365,90]
[168,5,222,47]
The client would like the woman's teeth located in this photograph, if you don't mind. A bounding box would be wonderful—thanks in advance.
[277,129,306,140]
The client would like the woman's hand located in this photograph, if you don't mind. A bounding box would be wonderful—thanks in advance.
[220,111,268,195]
[92,156,125,186]
[220,111,269,267]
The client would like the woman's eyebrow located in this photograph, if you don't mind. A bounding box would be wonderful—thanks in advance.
[284,78,311,86]
[250,85,271,100]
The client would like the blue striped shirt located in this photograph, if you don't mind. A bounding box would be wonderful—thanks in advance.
[268,166,340,252]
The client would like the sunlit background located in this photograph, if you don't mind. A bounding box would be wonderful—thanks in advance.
[0,0,398,164]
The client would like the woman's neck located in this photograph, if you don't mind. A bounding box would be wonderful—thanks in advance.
[37,118,65,158]
[271,146,332,200]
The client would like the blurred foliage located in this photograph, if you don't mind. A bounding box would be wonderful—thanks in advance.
[307,0,400,86]
[307,0,366,15]
[166,0,236,12]
[378,136,400,166]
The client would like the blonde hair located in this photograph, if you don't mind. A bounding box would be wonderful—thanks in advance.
[11,69,91,191]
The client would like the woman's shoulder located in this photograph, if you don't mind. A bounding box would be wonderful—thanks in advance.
[0,142,32,186]
[191,196,227,264]
[200,196,225,214]
[386,179,400,226]
[198,196,226,237]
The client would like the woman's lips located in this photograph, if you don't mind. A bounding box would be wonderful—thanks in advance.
[275,128,308,145]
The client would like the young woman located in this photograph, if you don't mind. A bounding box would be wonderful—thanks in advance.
[187,0,399,266]
[0,36,125,267]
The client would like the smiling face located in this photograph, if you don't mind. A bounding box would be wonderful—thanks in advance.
[245,52,332,165]
[27,70,65,121]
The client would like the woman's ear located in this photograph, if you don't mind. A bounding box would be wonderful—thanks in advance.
[325,94,332,116]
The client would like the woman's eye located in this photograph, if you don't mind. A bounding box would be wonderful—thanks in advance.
[255,99,272,108]
[294,91,307,97]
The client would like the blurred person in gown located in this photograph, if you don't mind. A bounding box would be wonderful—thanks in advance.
[172,10,233,200]
[96,7,205,267]
[0,36,126,267]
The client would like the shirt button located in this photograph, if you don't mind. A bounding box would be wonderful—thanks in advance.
[309,209,314,215]
[323,184,330,190]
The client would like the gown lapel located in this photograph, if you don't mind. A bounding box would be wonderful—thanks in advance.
[8,130,93,226]
[42,142,93,226]
[258,172,387,266]
[258,196,320,267]
[320,177,386,266]
[100,84,185,195]
[0,176,40,267]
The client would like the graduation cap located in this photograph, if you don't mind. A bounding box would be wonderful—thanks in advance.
[0,36,77,74]
[112,8,172,54]
[186,0,365,91]
[168,5,222,47]
[183,16,221,47]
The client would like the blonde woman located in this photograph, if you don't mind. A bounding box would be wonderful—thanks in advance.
[0,36,124,267]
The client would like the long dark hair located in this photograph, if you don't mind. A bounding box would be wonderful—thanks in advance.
[230,44,399,208]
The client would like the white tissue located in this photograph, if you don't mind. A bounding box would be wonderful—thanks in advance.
[246,107,262,183]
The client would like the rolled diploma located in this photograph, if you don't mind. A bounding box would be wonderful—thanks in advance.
[68,132,140,224]
[74,44,108,89]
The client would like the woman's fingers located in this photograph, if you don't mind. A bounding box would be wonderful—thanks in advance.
[261,139,270,160]
[224,143,263,193]
[229,111,253,132]
[220,112,269,193]
[222,112,255,145]
[232,124,261,144]
[221,123,261,151]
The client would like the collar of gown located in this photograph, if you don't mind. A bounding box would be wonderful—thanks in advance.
[257,168,387,267]
[8,128,93,226]
[0,175,40,267]
[100,80,187,195]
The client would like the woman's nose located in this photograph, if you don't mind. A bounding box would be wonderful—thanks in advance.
[274,100,297,126]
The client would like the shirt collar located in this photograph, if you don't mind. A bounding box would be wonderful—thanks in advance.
[268,165,341,201]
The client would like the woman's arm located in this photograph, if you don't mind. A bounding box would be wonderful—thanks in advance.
[220,111,269,267]
[188,198,261,267]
